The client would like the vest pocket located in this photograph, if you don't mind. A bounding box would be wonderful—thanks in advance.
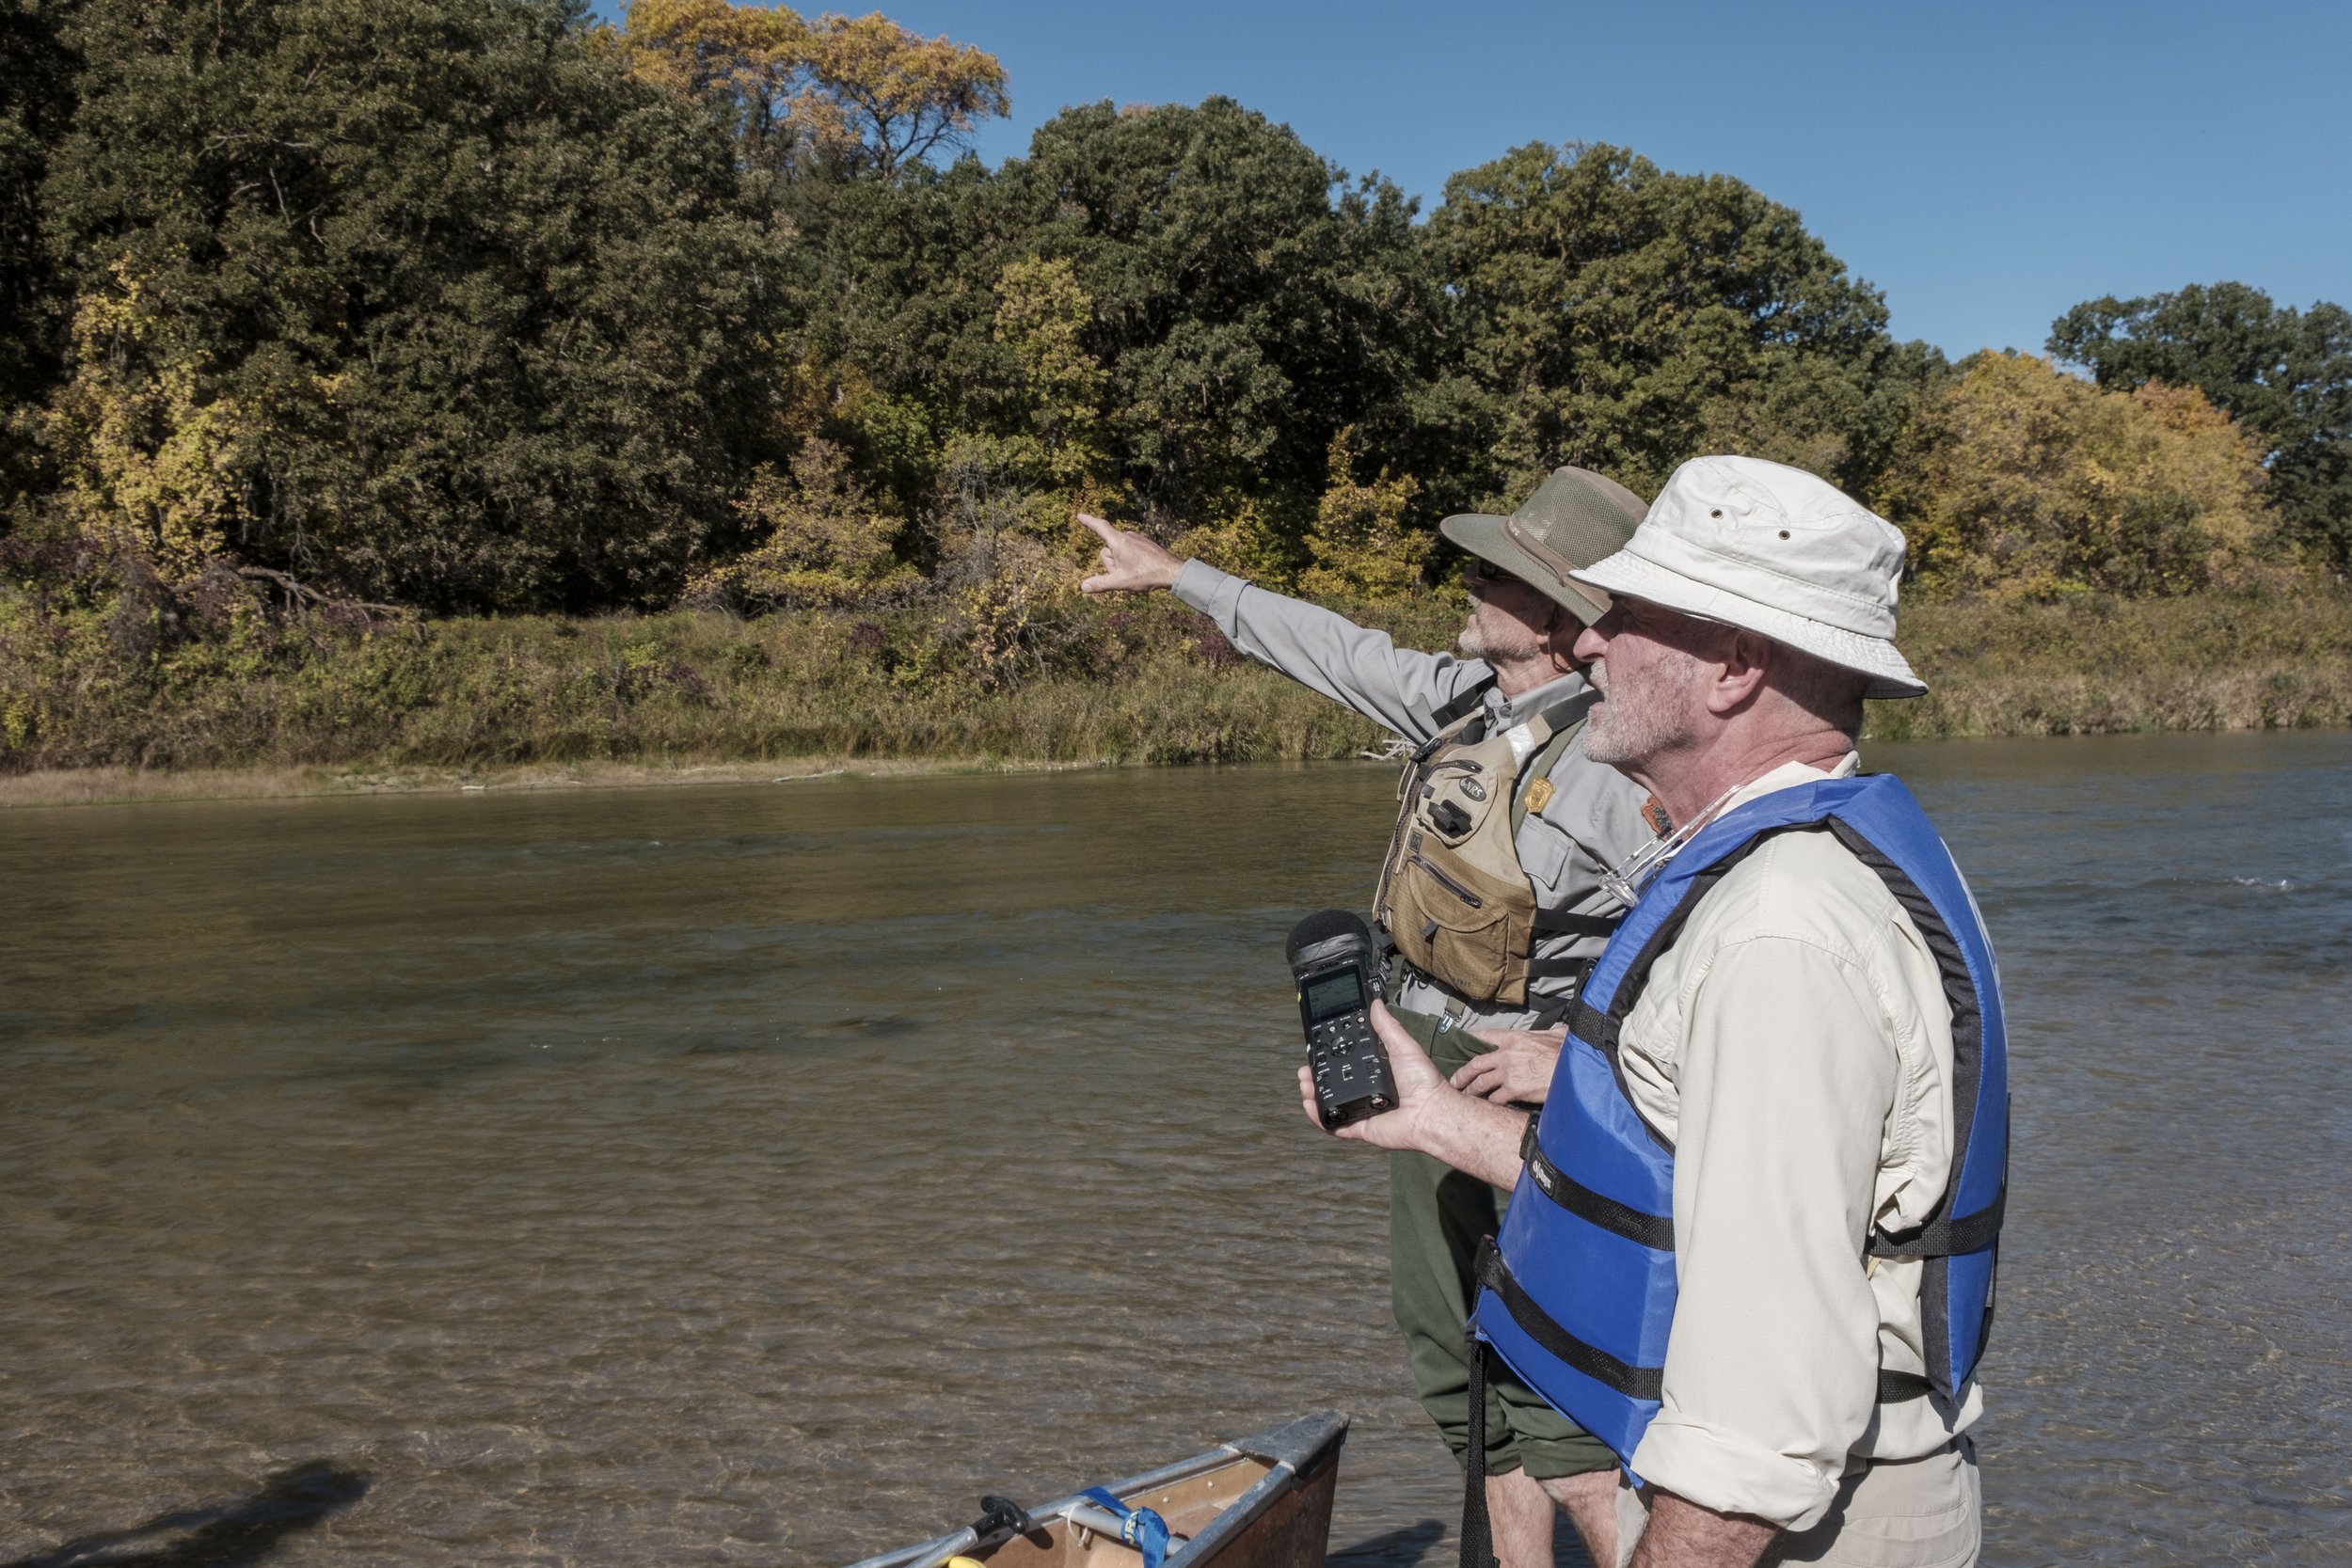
[1408,852,1484,908]
[1395,856,1514,1000]
[1424,906,1511,999]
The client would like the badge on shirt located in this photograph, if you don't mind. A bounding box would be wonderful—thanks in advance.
[1523,777,1555,814]
[1641,795,1674,835]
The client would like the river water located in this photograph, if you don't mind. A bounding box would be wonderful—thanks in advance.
[3,733,2349,1568]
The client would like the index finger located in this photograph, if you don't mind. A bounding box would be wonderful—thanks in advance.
[1075,512,1121,545]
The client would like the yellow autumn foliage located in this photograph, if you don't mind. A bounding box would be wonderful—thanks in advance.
[991,257,1106,489]
[1298,429,1430,600]
[682,438,914,610]
[1883,352,2273,599]
[44,260,261,584]
[615,1,1006,173]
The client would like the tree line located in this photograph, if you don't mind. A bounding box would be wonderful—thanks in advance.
[2,0,2346,640]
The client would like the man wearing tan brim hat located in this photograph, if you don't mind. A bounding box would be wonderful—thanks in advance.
[1079,471,1667,1568]
[1311,457,1998,1568]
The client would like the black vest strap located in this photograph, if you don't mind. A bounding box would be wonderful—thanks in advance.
[1429,674,1500,729]
[1521,993,1577,1028]
[1523,956,1597,985]
[1481,1232,1938,1409]
[1527,688,1601,736]
[1876,1370,1934,1403]
[1532,910,1621,939]
[1522,1135,1677,1252]
[1868,1184,2006,1259]
[1565,997,1618,1050]
[1477,1239,1663,1402]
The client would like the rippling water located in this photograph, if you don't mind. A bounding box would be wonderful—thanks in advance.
[4,733,2349,1567]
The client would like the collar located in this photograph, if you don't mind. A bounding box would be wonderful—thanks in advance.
[1720,750,1862,816]
[1488,669,1593,725]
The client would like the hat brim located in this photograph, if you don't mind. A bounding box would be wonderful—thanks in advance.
[1571,548,1929,701]
[1439,513,1612,626]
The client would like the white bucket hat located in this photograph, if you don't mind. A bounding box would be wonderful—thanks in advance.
[1568,455,1928,700]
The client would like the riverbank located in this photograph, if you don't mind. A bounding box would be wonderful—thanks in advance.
[5,587,2349,806]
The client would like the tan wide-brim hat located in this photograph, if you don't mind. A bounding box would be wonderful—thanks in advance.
[1439,467,1649,626]
[1570,454,1929,700]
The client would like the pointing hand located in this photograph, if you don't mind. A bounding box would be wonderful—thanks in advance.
[1077,513,1184,594]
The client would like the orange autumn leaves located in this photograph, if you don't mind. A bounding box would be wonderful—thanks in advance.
[609,0,1009,175]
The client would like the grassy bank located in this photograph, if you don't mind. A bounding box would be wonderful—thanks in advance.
[5,588,2350,804]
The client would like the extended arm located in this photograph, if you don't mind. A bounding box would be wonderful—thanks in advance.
[1078,514,1486,742]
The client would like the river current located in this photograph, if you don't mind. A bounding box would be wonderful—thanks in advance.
[4,732,2349,1566]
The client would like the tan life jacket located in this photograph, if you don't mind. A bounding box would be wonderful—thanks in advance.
[1374,684,1615,1009]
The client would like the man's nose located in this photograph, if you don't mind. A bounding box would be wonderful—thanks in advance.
[1572,623,1608,665]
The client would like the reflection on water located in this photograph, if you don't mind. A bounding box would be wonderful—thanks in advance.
[3,733,2349,1566]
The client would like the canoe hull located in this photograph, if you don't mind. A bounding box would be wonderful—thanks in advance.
[845,1410,1348,1568]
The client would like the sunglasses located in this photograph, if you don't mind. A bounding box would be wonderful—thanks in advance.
[1462,560,1527,592]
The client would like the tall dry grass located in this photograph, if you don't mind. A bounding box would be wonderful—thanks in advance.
[3,587,2348,792]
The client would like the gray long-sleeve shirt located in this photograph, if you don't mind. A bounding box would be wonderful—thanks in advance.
[1174,561,1659,1028]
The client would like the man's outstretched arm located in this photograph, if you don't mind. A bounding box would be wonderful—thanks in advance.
[1078,513,1488,742]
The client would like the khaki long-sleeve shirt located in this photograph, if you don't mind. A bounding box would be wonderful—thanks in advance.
[1172,561,1655,1026]
[1618,755,1983,1531]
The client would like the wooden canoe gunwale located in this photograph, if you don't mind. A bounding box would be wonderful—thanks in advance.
[841,1410,1349,1568]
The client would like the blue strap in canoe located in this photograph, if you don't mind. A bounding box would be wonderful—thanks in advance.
[1078,1487,1173,1568]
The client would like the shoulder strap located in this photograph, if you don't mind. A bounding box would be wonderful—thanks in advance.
[1430,673,1501,730]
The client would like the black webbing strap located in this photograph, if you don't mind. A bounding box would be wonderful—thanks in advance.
[1520,992,1577,1029]
[1459,1332,1499,1568]
[1532,910,1621,939]
[1877,1370,1934,1403]
[1868,1185,2007,1259]
[1565,997,1617,1051]
[1519,1133,1677,1252]
[1476,1238,1663,1402]
[1528,689,1601,738]
[1431,674,1500,730]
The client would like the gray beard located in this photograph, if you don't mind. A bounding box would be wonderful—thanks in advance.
[1457,612,1536,665]
[1580,651,1702,767]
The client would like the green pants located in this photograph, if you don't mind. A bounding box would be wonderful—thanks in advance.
[1387,1007,1614,1480]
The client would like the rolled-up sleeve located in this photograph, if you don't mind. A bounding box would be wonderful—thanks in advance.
[1629,934,1897,1530]
[1172,560,1486,742]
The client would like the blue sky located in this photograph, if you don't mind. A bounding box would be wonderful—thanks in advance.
[611,0,2352,359]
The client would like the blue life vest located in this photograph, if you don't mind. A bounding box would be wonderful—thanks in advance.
[1470,773,2009,1479]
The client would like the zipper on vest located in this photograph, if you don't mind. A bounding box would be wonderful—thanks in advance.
[1409,853,1484,908]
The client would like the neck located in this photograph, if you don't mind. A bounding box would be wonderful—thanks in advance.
[1634,725,1853,826]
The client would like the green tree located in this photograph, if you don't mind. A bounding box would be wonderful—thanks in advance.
[1414,142,1931,515]
[989,99,1434,536]
[0,0,76,509]
[1879,352,2274,599]
[2049,282,2352,566]
[38,0,783,611]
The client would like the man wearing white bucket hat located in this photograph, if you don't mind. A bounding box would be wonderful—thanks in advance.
[1311,456,2008,1568]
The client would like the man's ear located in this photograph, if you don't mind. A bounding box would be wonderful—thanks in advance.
[1539,603,1576,664]
[1707,629,1772,714]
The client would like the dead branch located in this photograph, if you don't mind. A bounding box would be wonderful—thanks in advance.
[236,565,413,619]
